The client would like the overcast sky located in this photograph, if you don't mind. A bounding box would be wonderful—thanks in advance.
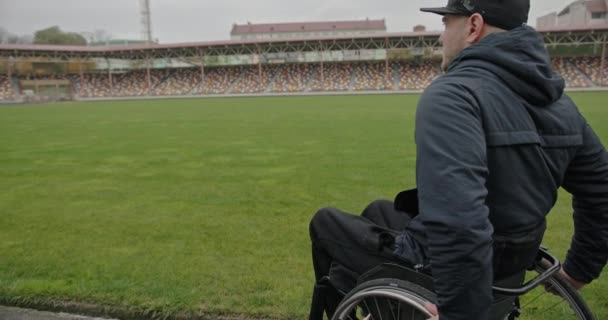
[0,0,575,44]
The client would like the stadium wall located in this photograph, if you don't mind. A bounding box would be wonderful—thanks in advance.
[66,86,608,103]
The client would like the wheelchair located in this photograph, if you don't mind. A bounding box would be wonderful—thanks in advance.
[330,247,595,320]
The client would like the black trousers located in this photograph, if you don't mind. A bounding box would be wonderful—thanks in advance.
[310,200,411,294]
[309,200,418,320]
[309,200,538,320]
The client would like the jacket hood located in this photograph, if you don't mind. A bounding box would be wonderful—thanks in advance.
[448,25,565,106]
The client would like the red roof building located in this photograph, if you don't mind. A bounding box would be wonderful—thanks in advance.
[538,0,608,29]
[230,19,386,40]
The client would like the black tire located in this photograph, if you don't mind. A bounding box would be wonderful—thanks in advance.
[331,278,436,320]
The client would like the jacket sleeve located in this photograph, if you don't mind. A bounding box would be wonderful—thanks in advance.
[415,81,494,320]
[561,122,608,284]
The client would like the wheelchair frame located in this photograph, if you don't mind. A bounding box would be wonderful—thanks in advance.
[330,247,595,320]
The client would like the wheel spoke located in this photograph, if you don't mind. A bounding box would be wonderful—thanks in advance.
[363,299,373,320]
[388,299,397,320]
[539,299,567,314]
[374,297,383,320]
[521,283,553,308]
[397,298,400,320]
[346,310,357,320]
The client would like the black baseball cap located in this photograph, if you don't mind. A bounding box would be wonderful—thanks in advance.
[420,0,530,31]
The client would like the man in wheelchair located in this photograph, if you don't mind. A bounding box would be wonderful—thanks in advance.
[308,0,608,319]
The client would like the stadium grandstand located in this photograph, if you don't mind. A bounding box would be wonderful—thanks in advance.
[0,17,607,103]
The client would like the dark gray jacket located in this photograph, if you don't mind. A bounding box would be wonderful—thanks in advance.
[397,26,608,320]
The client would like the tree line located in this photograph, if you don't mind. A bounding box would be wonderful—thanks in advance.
[1,26,93,46]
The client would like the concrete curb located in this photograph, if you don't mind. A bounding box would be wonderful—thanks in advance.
[0,305,118,320]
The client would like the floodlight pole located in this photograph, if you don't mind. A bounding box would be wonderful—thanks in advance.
[140,0,153,43]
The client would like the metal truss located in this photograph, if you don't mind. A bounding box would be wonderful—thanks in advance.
[542,30,608,47]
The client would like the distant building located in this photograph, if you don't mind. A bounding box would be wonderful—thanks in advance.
[537,0,608,29]
[413,25,427,32]
[230,19,386,41]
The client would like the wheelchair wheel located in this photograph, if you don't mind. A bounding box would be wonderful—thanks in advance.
[331,278,436,320]
[516,257,595,320]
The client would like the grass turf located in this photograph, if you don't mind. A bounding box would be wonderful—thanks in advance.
[0,93,607,319]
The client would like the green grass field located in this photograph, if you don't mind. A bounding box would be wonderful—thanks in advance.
[0,93,607,319]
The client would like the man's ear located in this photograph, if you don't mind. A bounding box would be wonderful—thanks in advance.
[465,13,485,44]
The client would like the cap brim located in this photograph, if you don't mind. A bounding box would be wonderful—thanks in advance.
[420,7,461,15]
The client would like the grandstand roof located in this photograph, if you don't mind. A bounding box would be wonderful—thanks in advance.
[231,19,386,35]
[536,23,608,32]
[1,26,607,62]
[0,31,441,61]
